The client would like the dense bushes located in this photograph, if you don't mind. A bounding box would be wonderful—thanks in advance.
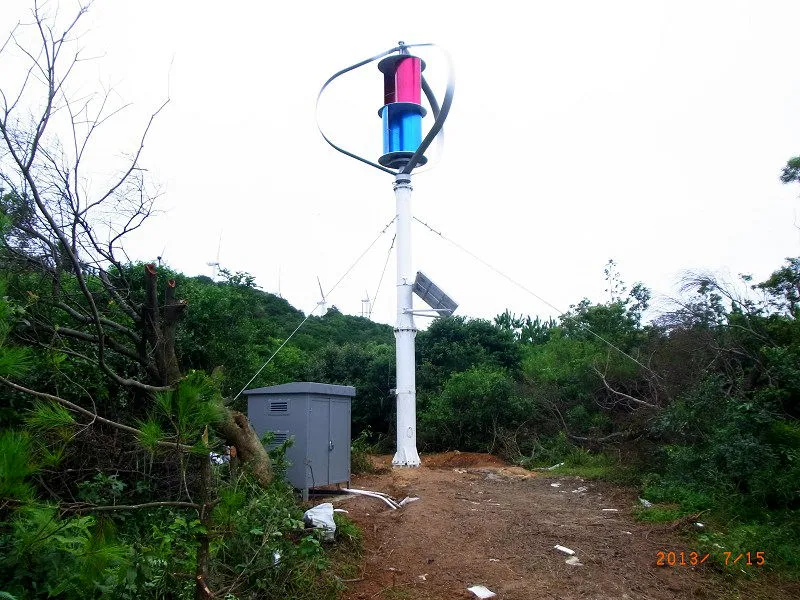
[0,438,355,600]
[420,366,526,451]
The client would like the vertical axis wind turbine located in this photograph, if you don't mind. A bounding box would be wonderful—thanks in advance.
[317,42,455,467]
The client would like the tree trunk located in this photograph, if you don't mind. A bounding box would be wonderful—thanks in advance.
[143,265,185,386]
[162,278,185,384]
[143,266,273,486]
[194,455,213,600]
[218,409,273,487]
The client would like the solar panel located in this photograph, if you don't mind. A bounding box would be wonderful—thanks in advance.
[413,271,458,316]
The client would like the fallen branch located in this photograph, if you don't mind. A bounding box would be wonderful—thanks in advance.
[62,501,203,513]
[592,366,660,410]
[0,376,190,451]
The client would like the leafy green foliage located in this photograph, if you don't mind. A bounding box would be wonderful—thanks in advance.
[417,317,521,391]
[780,155,800,184]
[0,283,30,379]
[24,401,75,432]
[0,430,35,501]
[207,475,341,600]
[350,428,379,474]
[77,473,127,505]
[0,506,128,599]
[153,370,225,445]
[421,366,527,451]
[136,419,164,453]
[308,342,395,435]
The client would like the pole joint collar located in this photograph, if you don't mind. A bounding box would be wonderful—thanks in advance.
[393,172,412,190]
[393,326,418,333]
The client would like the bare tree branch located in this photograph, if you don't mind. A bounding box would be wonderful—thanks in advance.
[62,501,204,513]
[592,365,660,410]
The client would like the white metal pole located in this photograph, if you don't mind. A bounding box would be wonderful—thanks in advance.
[392,172,420,467]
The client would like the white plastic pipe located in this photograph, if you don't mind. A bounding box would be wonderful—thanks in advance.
[392,173,420,467]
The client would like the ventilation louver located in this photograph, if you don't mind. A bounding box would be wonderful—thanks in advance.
[269,400,289,413]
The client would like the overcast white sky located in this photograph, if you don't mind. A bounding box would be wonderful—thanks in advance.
[3,1,799,327]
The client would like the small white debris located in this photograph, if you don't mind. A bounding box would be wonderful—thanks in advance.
[713,543,725,549]
[694,522,704,528]
[398,497,420,507]
[417,574,427,581]
[454,468,467,474]
[572,486,588,493]
[535,462,565,471]
[273,551,281,566]
[333,508,349,513]
[622,531,632,535]
[554,545,576,555]
[601,508,619,512]
[565,556,584,566]
[467,585,497,599]
[639,498,653,508]
[550,483,562,488]
[488,558,500,562]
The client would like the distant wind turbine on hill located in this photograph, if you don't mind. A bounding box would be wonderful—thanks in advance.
[206,232,222,280]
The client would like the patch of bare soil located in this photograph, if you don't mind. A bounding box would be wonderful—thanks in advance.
[335,453,798,600]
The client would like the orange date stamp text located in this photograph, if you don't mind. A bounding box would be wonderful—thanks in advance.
[655,550,765,567]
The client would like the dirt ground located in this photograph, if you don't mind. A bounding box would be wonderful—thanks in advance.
[330,452,798,600]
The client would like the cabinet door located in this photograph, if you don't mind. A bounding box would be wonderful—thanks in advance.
[308,397,330,487]
[328,398,351,484]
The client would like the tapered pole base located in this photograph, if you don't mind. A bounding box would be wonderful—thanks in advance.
[392,173,420,467]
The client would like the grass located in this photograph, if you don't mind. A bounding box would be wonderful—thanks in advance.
[380,585,413,599]
[520,443,642,485]
[632,504,685,523]
[333,513,363,552]
[633,475,800,578]
[328,513,365,589]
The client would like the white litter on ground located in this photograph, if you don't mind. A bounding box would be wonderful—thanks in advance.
[601,508,619,512]
[639,498,653,508]
[554,545,575,555]
[535,462,565,471]
[303,503,336,541]
[565,556,584,566]
[550,483,562,488]
[572,486,588,493]
[467,585,497,599]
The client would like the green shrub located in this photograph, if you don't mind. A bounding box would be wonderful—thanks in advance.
[350,429,378,475]
[420,366,529,451]
[0,506,128,599]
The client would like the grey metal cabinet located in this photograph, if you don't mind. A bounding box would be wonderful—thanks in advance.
[244,382,355,500]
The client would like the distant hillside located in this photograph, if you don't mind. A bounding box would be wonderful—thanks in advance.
[173,272,394,397]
